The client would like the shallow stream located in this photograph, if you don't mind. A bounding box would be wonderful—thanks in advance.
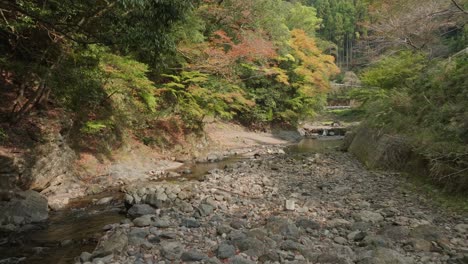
[0,137,343,263]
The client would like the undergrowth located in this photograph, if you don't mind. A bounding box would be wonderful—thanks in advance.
[354,52,468,192]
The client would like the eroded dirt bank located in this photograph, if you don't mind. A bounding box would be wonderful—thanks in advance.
[77,146,467,264]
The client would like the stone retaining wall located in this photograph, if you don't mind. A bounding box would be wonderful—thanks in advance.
[345,125,468,192]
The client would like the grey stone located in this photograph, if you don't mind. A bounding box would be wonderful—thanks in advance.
[380,226,410,242]
[153,217,171,228]
[361,235,391,248]
[207,154,219,162]
[265,217,299,239]
[92,230,128,258]
[60,239,73,247]
[351,221,372,231]
[348,231,366,241]
[180,250,208,262]
[354,211,384,223]
[285,200,295,211]
[92,254,114,264]
[80,252,92,262]
[181,218,200,228]
[96,196,113,205]
[178,201,194,213]
[177,191,190,200]
[315,253,351,264]
[454,224,468,234]
[357,247,413,264]
[230,219,247,229]
[127,204,155,218]
[228,256,254,264]
[159,232,178,240]
[161,241,183,260]
[216,243,236,259]
[145,194,165,208]
[196,203,215,217]
[334,236,348,245]
[409,225,443,241]
[329,219,352,228]
[156,192,168,201]
[0,190,48,225]
[204,257,222,264]
[216,224,233,235]
[408,239,432,252]
[133,215,155,227]
[280,240,304,251]
[295,218,321,230]
[258,251,280,262]
[128,227,150,246]
[234,237,266,256]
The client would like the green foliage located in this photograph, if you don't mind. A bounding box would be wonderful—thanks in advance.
[157,71,254,129]
[307,0,369,65]
[361,51,426,89]
[100,52,157,113]
[356,52,468,191]
[81,121,110,134]
[284,2,321,36]
[50,46,106,112]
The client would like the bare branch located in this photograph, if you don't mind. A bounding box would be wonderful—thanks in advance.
[450,0,468,14]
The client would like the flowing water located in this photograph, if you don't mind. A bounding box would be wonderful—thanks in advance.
[0,192,126,264]
[0,137,343,263]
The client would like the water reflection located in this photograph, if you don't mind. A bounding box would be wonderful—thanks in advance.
[285,137,343,154]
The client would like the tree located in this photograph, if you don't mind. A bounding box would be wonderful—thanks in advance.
[0,0,194,122]
[363,0,467,57]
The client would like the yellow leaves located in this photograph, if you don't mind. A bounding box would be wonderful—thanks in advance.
[263,67,290,85]
[274,69,290,85]
[289,29,340,93]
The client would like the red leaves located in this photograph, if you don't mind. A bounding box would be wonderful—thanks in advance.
[184,29,277,79]
[229,33,277,62]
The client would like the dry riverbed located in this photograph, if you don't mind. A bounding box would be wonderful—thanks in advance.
[76,147,468,264]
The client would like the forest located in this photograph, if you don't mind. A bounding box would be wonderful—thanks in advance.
[0,0,467,189]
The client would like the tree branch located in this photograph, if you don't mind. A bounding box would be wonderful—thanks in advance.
[451,0,468,14]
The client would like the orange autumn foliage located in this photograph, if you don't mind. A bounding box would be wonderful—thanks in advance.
[289,29,340,92]
[183,30,277,80]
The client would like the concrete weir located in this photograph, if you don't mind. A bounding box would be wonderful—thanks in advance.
[301,125,347,138]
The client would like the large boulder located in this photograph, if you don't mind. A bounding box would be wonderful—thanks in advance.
[92,229,128,258]
[0,190,48,226]
[25,134,77,191]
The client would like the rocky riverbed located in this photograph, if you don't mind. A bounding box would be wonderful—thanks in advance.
[76,146,468,264]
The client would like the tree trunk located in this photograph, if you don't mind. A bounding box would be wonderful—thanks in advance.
[9,55,62,123]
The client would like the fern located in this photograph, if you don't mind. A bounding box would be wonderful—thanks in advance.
[165,82,186,89]
[81,120,109,134]
[161,74,181,82]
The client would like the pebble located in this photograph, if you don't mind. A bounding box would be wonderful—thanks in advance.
[285,200,295,211]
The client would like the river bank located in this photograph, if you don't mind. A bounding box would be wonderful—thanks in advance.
[0,122,301,263]
[73,140,467,264]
